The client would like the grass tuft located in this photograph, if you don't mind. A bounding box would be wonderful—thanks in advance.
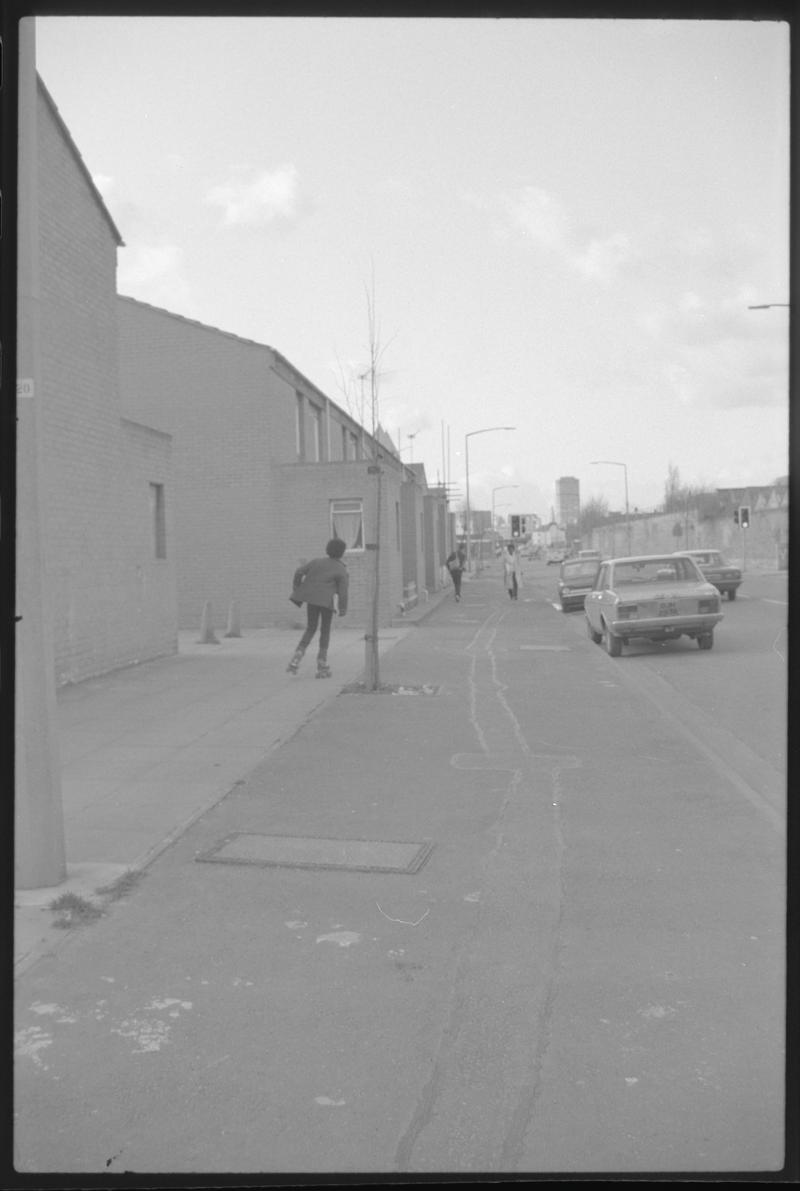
[49,892,103,928]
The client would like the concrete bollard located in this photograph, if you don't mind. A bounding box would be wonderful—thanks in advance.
[224,600,242,638]
[197,600,220,644]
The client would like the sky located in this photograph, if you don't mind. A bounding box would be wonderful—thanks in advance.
[33,15,790,522]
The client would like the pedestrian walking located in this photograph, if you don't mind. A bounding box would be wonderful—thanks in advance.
[503,542,523,600]
[287,538,349,677]
[446,545,467,601]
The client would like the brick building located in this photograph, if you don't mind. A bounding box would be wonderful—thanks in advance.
[32,72,449,687]
[35,78,177,685]
[117,297,448,628]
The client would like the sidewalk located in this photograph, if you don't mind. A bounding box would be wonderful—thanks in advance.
[14,590,452,973]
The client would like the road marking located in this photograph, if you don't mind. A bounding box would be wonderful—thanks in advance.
[520,645,570,651]
[763,599,787,606]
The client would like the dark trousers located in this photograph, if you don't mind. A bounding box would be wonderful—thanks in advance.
[451,569,463,597]
[298,604,334,653]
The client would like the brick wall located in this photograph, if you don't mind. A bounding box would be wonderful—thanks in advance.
[272,461,405,628]
[117,298,283,628]
[590,505,788,569]
[37,81,178,683]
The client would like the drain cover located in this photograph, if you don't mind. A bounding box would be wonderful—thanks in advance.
[197,832,434,874]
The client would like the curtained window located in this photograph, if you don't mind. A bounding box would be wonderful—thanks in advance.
[331,498,363,550]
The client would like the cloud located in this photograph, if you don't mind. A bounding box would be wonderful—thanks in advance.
[204,165,299,226]
[483,185,632,282]
[119,242,181,286]
[117,241,194,313]
[571,232,633,280]
[501,186,572,252]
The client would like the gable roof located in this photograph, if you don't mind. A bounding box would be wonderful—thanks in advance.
[38,74,124,247]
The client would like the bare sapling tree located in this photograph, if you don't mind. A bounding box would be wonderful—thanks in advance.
[333,270,396,690]
[361,272,396,691]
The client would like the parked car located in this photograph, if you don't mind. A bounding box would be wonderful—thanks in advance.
[577,549,601,563]
[585,553,723,656]
[546,548,567,565]
[676,549,742,600]
[558,558,601,612]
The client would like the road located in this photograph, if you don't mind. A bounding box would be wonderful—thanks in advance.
[13,561,787,1176]
[539,561,786,827]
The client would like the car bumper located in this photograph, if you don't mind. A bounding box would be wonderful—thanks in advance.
[560,589,591,608]
[608,612,723,639]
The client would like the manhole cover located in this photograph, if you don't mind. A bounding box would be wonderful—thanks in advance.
[197,833,434,874]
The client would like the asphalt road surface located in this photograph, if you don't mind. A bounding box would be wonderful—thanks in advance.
[13,561,787,1177]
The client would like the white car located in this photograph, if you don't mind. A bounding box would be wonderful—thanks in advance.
[585,553,723,656]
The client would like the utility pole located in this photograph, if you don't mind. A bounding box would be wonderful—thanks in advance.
[16,17,67,888]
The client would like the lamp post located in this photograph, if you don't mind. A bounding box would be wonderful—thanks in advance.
[465,427,515,570]
[590,460,631,556]
[491,485,520,532]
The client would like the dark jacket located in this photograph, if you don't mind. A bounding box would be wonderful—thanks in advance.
[446,550,466,573]
[291,556,349,613]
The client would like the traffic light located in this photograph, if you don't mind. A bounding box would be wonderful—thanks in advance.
[733,509,739,525]
[510,515,520,537]
[739,505,750,529]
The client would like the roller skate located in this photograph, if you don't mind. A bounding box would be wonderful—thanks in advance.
[315,652,332,679]
[286,647,305,675]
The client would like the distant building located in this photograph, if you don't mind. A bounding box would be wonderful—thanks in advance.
[556,476,580,527]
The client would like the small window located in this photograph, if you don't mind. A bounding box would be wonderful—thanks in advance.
[295,393,305,459]
[341,424,348,460]
[150,483,166,559]
[331,498,363,550]
[310,406,322,462]
[395,502,401,548]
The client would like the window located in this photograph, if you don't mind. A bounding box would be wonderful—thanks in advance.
[395,502,401,548]
[341,424,349,461]
[295,393,305,458]
[331,498,363,550]
[149,483,166,559]
[310,405,322,462]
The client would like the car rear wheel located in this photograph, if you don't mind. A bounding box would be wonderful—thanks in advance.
[698,632,714,650]
[603,621,622,656]
[586,618,602,644]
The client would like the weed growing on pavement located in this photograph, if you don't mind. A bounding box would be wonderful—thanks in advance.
[49,892,103,929]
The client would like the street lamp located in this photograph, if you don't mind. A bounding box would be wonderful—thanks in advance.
[590,460,631,556]
[491,485,520,539]
[465,427,516,570]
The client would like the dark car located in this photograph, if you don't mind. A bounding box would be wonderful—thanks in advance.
[677,549,742,600]
[557,558,601,612]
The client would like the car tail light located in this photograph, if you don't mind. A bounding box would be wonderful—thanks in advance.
[617,604,638,619]
[698,597,719,613]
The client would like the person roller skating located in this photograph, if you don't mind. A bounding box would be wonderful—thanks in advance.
[286,538,348,676]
